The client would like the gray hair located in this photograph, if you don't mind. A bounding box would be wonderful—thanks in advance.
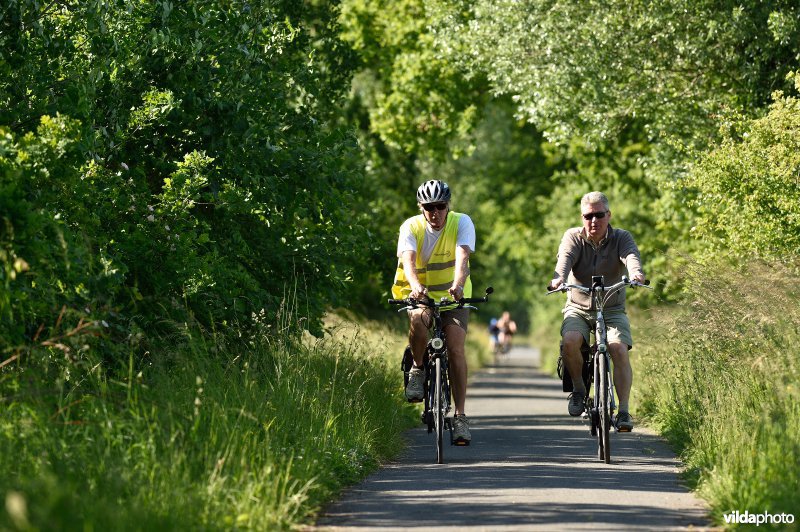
[581,191,610,211]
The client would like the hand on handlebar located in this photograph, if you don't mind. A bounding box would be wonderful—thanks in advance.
[448,284,464,301]
[409,283,428,301]
[389,286,493,309]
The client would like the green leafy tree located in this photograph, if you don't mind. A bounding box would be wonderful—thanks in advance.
[339,0,487,156]
[430,0,800,152]
[342,0,800,317]
[0,117,88,341]
[338,0,668,324]
[686,76,800,263]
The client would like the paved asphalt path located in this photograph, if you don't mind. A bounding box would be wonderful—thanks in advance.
[315,346,710,530]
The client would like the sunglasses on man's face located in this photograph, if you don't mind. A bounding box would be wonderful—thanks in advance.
[582,211,608,221]
[423,203,448,212]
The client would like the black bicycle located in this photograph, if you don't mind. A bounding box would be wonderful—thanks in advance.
[548,276,650,463]
[390,287,493,464]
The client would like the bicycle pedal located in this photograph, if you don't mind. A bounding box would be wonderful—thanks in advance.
[453,439,470,446]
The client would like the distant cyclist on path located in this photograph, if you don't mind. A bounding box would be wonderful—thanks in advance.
[550,191,646,432]
[488,317,501,352]
[391,180,476,444]
[496,311,517,354]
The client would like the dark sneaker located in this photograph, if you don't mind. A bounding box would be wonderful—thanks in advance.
[405,367,424,403]
[615,411,634,432]
[453,414,471,445]
[568,391,585,416]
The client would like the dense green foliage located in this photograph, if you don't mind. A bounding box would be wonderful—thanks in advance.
[430,0,800,150]
[339,0,800,323]
[686,77,800,261]
[1,0,365,351]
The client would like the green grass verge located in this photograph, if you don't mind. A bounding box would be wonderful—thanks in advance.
[633,259,800,527]
[0,316,418,530]
[1,307,495,530]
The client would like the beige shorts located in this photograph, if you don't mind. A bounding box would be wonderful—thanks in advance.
[561,307,633,348]
[408,307,469,333]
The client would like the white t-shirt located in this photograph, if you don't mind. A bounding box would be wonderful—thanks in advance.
[396,214,476,264]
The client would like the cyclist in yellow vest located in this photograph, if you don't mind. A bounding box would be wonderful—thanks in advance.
[391,180,476,444]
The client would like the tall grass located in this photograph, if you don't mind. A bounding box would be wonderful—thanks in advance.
[0,313,418,530]
[633,258,800,525]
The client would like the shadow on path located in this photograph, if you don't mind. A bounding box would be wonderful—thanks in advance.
[315,346,710,531]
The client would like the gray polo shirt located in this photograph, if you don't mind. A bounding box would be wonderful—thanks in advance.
[553,226,644,311]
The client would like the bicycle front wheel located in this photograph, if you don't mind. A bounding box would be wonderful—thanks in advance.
[598,352,611,463]
[434,357,445,464]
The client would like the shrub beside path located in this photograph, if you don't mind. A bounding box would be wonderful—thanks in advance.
[315,345,710,530]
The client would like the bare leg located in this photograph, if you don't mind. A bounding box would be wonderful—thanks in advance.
[609,342,632,407]
[445,323,468,415]
[562,330,587,393]
[408,308,430,367]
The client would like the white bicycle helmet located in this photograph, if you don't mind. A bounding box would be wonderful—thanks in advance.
[416,180,451,204]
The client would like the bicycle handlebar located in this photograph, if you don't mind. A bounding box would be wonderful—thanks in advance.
[388,286,494,310]
[545,276,651,297]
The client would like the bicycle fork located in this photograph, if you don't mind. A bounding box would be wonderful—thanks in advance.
[595,311,617,420]
[424,337,452,427]
[594,345,616,417]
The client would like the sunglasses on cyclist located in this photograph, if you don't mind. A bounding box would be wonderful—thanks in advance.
[582,211,608,220]
[423,203,448,212]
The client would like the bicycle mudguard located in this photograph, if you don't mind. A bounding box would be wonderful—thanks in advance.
[583,344,593,392]
[401,345,413,387]
[557,354,571,392]
[559,343,592,392]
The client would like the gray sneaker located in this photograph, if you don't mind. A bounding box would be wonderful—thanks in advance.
[453,414,471,445]
[568,391,585,416]
[615,411,634,432]
[405,367,424,403]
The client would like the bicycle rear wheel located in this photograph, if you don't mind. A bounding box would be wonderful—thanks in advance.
[434,357,445,464]
[598,352,611,463]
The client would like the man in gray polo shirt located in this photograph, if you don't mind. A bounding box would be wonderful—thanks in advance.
[550,191,646,432]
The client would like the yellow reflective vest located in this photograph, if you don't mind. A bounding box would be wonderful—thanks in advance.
[391,212,472,302]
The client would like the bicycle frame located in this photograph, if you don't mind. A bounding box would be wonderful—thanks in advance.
[424,307,451,451]
[548,276,650,463]
[591,291,614,463]
[390,288,493,464]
